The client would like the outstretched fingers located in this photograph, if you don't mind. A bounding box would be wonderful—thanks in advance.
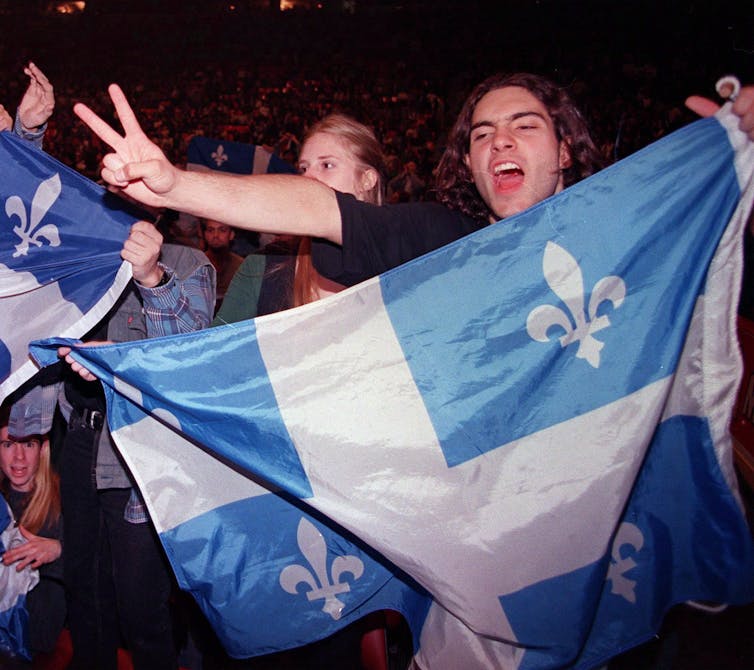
[74,84,144,149]
[75,83,178,201]
[107,83,144,137]
[685,85,754,141]
[684,95,719,119]
[74,100,125,151]
[25,62,51,89]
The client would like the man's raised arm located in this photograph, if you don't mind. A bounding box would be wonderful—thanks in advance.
[74,84,344,244]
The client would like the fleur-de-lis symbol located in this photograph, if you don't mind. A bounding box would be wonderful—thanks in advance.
[526,241,626,368]
[5,174,62,258]
[279,518,364,620]
[606,522,644,603]
[211,145,229,167]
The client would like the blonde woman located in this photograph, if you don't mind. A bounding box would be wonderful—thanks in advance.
[213,113,386,323]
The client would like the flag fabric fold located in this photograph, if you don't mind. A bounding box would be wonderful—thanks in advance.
[0,131,135,402]
[30,105,754,668]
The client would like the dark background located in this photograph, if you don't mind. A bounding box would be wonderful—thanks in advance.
[1,0,753,181]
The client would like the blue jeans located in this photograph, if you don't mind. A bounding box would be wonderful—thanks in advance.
[60,417,178,670]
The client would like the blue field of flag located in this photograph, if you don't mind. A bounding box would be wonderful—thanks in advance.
[0,131,135,400]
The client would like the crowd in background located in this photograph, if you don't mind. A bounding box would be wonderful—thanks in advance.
[2,1,750,209]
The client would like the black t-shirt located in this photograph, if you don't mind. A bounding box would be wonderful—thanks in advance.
[311,192,485,287]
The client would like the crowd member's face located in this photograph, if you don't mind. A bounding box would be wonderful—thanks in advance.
[202,220,235,251]
[0,425,42,493]
[465,86,571,222]
[299,132,375,202]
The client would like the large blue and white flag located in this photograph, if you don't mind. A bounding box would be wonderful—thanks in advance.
[32,104,754,668]
[0,131,135,402]
[0,498,38,661]
[186,136,296,175]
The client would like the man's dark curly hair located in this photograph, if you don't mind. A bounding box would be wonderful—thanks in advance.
[435,73,605,221]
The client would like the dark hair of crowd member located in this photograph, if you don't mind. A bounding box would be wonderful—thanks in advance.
[434,72,605,222]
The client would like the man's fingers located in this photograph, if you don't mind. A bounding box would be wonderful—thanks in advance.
[101,153,131,187]
[74,101,125,150]
[684,95,720,119]
[122,234,160,264]
[3,546,32,570]
[25,64,51,90]
[57,346,97,381]
[101,167,129,188]
[108,83,144,137]
[26,62,51,88]
[103,153,164,185]
[16,556,34,572]
[118,159,171,188]
[131,219,163,243]
[69,360,97,382]
[102,153,125,171]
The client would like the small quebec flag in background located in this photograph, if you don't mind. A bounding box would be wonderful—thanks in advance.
[25,102,754,669]
[0,130,135,400]
[185,135,295,252]
[186,135,296,176]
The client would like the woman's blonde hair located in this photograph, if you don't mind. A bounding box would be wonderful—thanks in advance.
[21,438,60,534]
[0,435,61,535]
[293,114,386,308]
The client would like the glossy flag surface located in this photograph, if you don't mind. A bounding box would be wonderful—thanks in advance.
[32,106,754,668]
[0,131,135,402]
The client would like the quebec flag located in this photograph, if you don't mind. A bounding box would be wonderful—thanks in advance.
[0,498,39,661]
[0,131,135,402]
[186,136,296,176]
[32,104,754,668]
